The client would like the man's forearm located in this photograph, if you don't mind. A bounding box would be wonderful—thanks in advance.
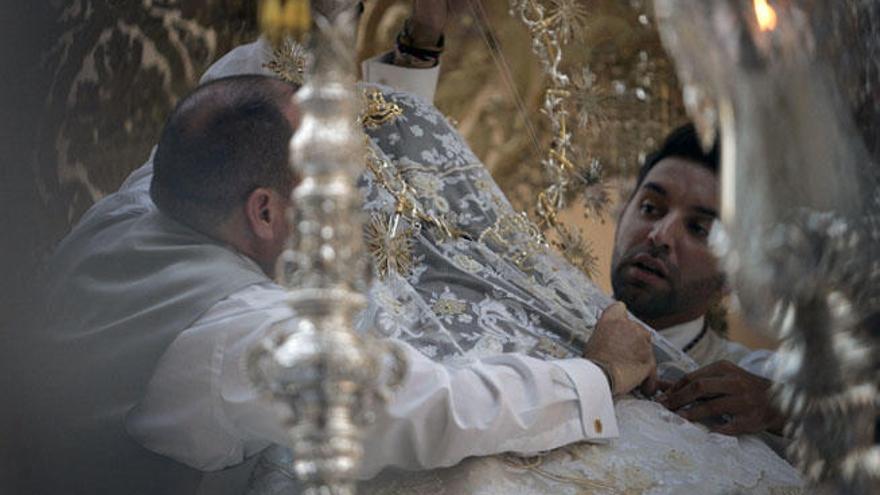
[358,341,618,477]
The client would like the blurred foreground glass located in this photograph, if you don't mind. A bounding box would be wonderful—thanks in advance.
[656,0,880,492]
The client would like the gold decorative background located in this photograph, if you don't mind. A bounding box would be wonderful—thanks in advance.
[0,3,763,487]
[21,0,685,258]
[3,0,696,335]
[3,0,693,354]
[360,0,686,213]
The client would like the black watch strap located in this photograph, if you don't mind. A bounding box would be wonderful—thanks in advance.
[396,19,445,62]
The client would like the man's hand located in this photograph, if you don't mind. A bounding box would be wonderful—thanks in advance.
[658,360,786,436]
[408,0,468,47]
[583,303,657,396]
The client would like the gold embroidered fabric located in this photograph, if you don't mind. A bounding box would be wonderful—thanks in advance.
[354,85,802,494]
[263,36,308,85]
[361,89,404,129]
[364,214,415,280]
[250,84,802,495]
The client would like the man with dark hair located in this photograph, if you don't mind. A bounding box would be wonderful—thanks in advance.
[610,123,786,437]
[151,75,299,274]
[612,124,723,331]
[29,74,302,495]
[29,20,656,495]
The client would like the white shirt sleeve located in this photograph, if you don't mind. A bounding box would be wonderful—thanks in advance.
[358,346,617,478]
[127,283,617,477]
[737,348,779,380]
[361,51,440,103]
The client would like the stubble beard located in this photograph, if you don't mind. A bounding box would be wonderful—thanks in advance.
[611,265,724,324]
[611,270,678,321]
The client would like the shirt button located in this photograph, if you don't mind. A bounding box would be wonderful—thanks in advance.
[594,419,603,434]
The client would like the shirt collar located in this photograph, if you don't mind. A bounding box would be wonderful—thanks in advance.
[658,316,706,351]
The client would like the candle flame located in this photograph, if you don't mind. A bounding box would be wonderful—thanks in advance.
[754,0,778,32]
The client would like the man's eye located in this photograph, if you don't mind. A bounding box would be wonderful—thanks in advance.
[689,222,710,238]
[639,201,658,216]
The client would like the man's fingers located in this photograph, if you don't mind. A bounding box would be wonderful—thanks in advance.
[711,415,755,436]
[679,396,745,422]
[655,378,675,392]
[665,361,729,394]
[640,367,660,397]
[660,377,731,411]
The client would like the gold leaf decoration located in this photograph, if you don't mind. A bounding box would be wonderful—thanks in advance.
[573,158,610,219]
[364,140,464,242]
[361,88,403,129]
[432,297,468,317]
[551,223,598,279]
[479,211,548,271]
[364,214,415,279]
[264,36,308,85]
[572,67,611,129]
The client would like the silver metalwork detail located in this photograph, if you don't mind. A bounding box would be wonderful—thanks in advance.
[656,1,880,492]
[249,2,406,494]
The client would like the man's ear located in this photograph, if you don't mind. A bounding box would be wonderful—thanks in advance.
[244,187,280,240]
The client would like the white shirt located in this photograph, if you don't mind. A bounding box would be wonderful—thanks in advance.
[661,317,778,378]
[361,52,440,103]
[126,281,617,481]
[199,37,441,104]
[47,157,617,494]
[122,44,617,491]
[659,316,707,351]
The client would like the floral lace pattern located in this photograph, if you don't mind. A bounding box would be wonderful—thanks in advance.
[359,84,694,370]
[248,84,803,494]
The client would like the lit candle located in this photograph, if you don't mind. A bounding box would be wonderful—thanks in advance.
[754,0,778,32]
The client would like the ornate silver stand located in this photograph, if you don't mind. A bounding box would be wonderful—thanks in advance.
[248,2,404,494]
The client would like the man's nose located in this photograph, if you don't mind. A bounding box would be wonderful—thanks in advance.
[647,216,680,253]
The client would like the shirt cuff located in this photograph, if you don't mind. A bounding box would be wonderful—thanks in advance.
[552,358,619,441]
[361,51,440,103]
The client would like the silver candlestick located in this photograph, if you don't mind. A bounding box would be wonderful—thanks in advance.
[249,2,405,494]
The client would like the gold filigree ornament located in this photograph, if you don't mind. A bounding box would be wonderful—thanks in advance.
[364,140,465,242]
[364,214,415,280]
[546,0,590,43]
[361,88,403,129]
[504,0,611,281]
[432,297,468,317]
[264,36,308,85]
[479,211,548,271]
[363,144,467,279]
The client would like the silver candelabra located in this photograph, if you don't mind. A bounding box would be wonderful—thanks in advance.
[248,1,405,494]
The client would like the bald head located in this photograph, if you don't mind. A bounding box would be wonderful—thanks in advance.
[151,75,300,235]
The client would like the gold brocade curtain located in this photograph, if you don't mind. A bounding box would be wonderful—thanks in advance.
[26,0,685,254]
